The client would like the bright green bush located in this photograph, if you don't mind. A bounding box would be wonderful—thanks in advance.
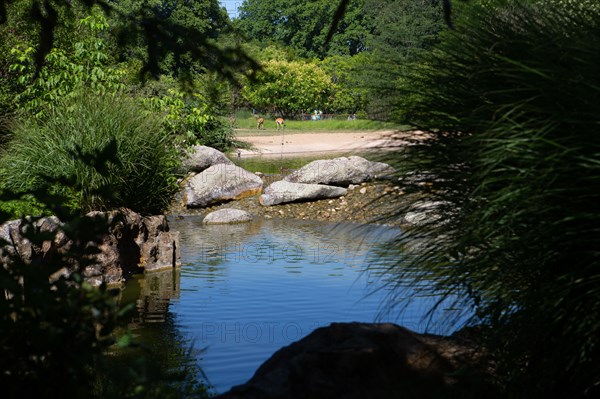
[241,59,334,118]
[142,87,237,151]
[0,94,180,216]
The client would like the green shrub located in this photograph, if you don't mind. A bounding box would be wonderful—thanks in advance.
[0,93,180,216]
[141,86,238,152]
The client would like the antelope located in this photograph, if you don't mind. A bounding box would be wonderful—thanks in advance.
[229,114,236,128]
[276,117,285,130]
[257,117,264,129]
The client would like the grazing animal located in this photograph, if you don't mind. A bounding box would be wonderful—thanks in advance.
[229,114,236,128]
[276,117,285,130]
[257,117,264,129]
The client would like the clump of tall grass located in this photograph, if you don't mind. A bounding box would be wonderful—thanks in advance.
[383,0,600,397]
[0,93,180,216]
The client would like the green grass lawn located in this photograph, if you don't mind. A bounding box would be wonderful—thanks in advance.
[228,110,408,135]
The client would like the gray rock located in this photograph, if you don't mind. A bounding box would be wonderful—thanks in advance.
[0,216,67,266]
[284,155,395,186]
[259,180,347,206]
[403,201,451,227]
[1,208,181,286]
[216,322,492,399]
[185,164,263,208]
[203,209,254,224]
[182,145,234,173]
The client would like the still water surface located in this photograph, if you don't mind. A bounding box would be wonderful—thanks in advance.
[124,216,459,395]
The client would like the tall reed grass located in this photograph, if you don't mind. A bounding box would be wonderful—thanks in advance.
[0,94,180,216]
[384,1,600,396]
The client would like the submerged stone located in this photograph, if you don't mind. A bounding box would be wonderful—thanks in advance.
[203,209,254,224]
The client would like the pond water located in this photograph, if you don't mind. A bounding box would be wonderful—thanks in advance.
[122,216,465,395]
[231,149,401,176]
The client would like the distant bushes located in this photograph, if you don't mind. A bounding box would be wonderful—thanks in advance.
[0,94,180,217]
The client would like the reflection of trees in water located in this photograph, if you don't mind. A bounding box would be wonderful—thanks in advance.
[106,267,210,397]
[124,268,181,327]
[169,217,403,288]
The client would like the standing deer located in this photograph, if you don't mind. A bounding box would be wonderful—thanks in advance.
[276,117,285,130]
[257,117,264,129]
[229,113,236,128]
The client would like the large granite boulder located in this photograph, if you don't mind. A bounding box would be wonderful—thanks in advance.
[216,322,492,399]
[203,209,254,224]
[0,208,180,287]
[182,145,234,173]
[185,164,263,208]
[259,180,347,206]
[284,156,395,186]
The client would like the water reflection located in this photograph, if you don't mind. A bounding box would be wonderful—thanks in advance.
[121,217,465,395]
[167,217,408,394]
[109,267,209,397]
[125,269,181,324]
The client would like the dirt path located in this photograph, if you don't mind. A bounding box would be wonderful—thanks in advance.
[234,130,428,157]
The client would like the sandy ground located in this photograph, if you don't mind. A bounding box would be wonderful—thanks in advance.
[234,130,429,158]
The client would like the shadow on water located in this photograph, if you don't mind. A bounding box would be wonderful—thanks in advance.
[104,269,211,398]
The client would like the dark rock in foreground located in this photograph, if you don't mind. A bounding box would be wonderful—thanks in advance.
[1,208,180,286]
[216,322,493,399]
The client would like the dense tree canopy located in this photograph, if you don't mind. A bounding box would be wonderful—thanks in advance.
[0,0,258,81]
[236,0,373,58]
[359,0,446,118]
[111,0,230,75]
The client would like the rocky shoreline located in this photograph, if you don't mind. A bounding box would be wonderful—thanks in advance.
[168,172,407,227]
[167,144,414,226]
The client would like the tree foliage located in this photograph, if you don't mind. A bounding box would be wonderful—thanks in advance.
[8,11,124,119]
[237,0,373,58]
[241,59,333,118]
[0,0,259,81]
[111,0,230,75]
[142,82,238,151]
[360,0,446,118]
[320,54,369,113]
